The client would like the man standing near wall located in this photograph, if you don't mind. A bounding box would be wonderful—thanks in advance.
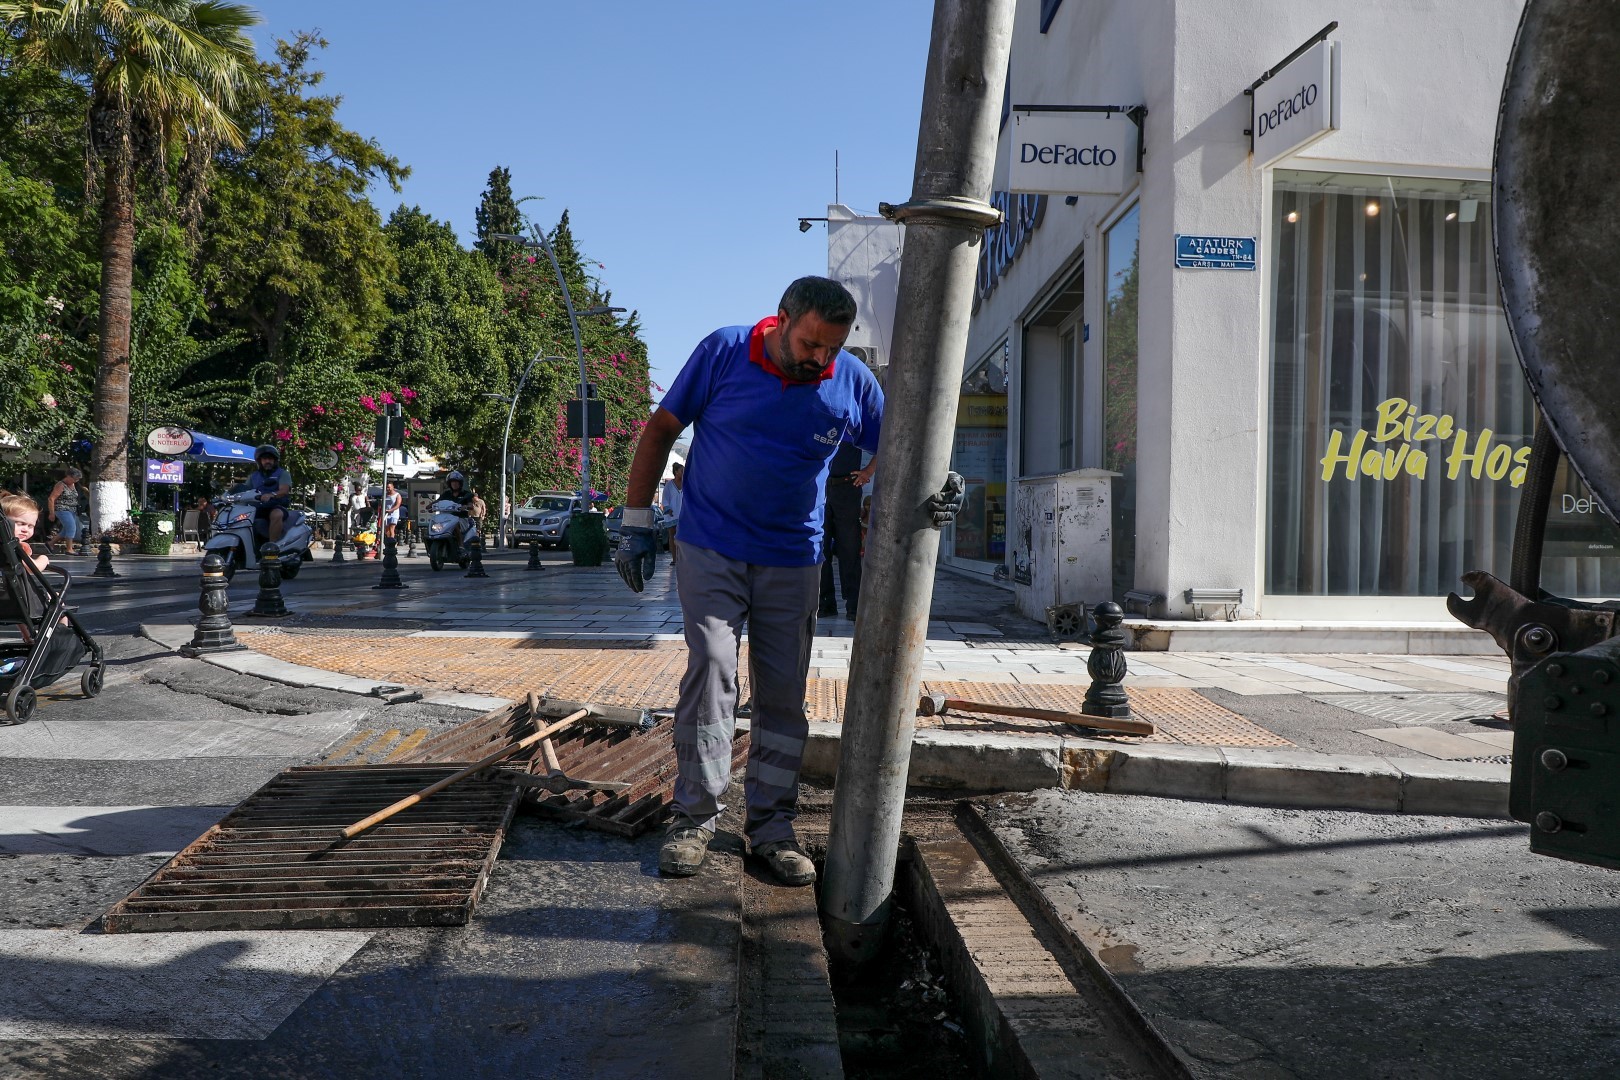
[818,442,874,619]
[614,276,964,886]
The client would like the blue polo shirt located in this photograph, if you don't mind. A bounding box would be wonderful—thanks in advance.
[661,318,883,567]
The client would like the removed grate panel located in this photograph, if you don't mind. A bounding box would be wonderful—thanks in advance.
[102,764,521,933]
[525,716,751,837]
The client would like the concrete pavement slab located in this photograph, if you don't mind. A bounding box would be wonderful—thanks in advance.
[0,929,372,1039]
[0,712,359,761]
[1357,726,1509,761]
[982,791,1613,1080]
[0,805,230,856]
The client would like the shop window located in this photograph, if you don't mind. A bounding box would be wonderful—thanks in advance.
[1019,264,1083,477]
[1264,171,1620,596]
[1104,204,1139,597]
[950,342,1009,565]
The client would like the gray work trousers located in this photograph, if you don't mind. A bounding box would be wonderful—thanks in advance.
[672,543,819,846]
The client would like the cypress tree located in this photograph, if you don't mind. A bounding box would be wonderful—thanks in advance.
[474,165,523,263]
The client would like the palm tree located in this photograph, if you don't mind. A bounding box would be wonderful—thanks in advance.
[0,0,261,530]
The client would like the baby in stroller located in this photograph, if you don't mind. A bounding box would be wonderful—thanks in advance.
[0,492,104,723]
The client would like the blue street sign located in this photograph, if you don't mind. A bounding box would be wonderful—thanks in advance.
[1175,234,1257,270]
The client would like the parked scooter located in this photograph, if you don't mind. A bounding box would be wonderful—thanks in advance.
[425,499,475,572]
[202,490,315,581]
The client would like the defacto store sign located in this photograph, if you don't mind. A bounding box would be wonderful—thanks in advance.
[1007,110,1134,196]
[145,426,192,456]
[1251,38,1340,167]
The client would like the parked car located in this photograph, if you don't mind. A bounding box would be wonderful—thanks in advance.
[605,505,670,550]
[512,492,583,547]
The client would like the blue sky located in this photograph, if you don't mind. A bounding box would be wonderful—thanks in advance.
[249,1,932,397]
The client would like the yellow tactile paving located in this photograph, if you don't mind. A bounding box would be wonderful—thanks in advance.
[245,633,1290,749]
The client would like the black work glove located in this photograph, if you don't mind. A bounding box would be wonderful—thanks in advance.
[615,526,659,592]
[926,472,966,528]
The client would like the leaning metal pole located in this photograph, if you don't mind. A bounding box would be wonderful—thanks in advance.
[820,0,1013,965]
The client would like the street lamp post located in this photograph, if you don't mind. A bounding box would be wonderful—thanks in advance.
[493,228,624,507]
[483,349,564,548]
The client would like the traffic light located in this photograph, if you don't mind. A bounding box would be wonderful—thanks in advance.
[374,402,405,450]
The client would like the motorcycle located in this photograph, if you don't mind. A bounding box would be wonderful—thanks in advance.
[425,499,476,572]
[201,490,315,581]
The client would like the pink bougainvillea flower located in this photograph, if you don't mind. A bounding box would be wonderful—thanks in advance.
[380,391,395,405]
[333,442,346,451]
[312,404,326,415]
[295,439,307,448]
[275,429,292,442]
[400,387,417,401]
[360,395,378,412]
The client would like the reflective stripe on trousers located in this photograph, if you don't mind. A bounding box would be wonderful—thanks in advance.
[672,543,819,846]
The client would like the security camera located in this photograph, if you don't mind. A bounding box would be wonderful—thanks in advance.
[798,219,813,233]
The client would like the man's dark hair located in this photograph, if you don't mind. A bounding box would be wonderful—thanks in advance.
[778,276,857,325]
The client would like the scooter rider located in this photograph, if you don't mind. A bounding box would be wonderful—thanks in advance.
[437,470,474,508]
[250,445,292,543]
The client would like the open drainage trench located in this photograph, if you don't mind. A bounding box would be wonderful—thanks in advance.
[817,855,984,1080]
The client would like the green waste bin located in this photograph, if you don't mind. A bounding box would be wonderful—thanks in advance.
[136,511,175,555]
[568,509,609,567]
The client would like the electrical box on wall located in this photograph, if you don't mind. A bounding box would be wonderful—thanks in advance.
[1011,470,1116,626]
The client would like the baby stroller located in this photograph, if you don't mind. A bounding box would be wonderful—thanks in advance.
[0,513,104,723]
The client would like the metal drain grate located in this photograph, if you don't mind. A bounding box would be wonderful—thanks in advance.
[526,715,750,837]
[102,764,520,933]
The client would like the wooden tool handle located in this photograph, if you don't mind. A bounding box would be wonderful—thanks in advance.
[942,698,1155,737]
[341,708,587,839]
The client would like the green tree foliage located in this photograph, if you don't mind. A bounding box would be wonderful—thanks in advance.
[473,165,522,265]
[199,32,406,373]
[496,209,652,504]
[0,25,653,512]
[0,0,262,528]
[376,205,507,468]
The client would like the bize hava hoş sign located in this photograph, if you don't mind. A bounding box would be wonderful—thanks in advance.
[1319,396,1532,487]
[145,459,184,485]
[1174,235,1256,270]
[1252,38,1340,167]
[1007,110,1134,196]
[145,426,193,456]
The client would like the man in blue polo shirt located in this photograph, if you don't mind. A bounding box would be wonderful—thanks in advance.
[615,276,963,886]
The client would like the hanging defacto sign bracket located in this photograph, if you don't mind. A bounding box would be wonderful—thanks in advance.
[1011,104,1148,173]
[1244,21,1338,154]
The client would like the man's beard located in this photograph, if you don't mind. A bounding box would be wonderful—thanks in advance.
[777,320,830,382]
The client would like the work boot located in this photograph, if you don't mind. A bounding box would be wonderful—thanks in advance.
[753,839,816,887]
[659,825,712,877]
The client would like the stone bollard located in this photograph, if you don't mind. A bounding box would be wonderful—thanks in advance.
[406,532,417,558]
[248,543,289,618]
[182,553,243,654]
[465,532,489,578]
[373,535,406,589]
[91,534,118,578]
[526,540,543,571]
[1082,601,1131,720]
[331,535,346,562]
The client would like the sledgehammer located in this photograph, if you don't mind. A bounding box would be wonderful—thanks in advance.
[918,692,1154,737]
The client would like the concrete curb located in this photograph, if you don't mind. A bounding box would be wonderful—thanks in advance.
[140,623,510,714]
[144,622,1511,818]
[800,723,1511,819]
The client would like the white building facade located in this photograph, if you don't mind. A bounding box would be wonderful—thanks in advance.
[954,0,1618,622]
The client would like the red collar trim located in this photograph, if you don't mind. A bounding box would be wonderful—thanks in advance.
[749,316,837,385]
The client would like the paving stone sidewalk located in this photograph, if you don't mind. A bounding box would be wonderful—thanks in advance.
[148,553,1516,816]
